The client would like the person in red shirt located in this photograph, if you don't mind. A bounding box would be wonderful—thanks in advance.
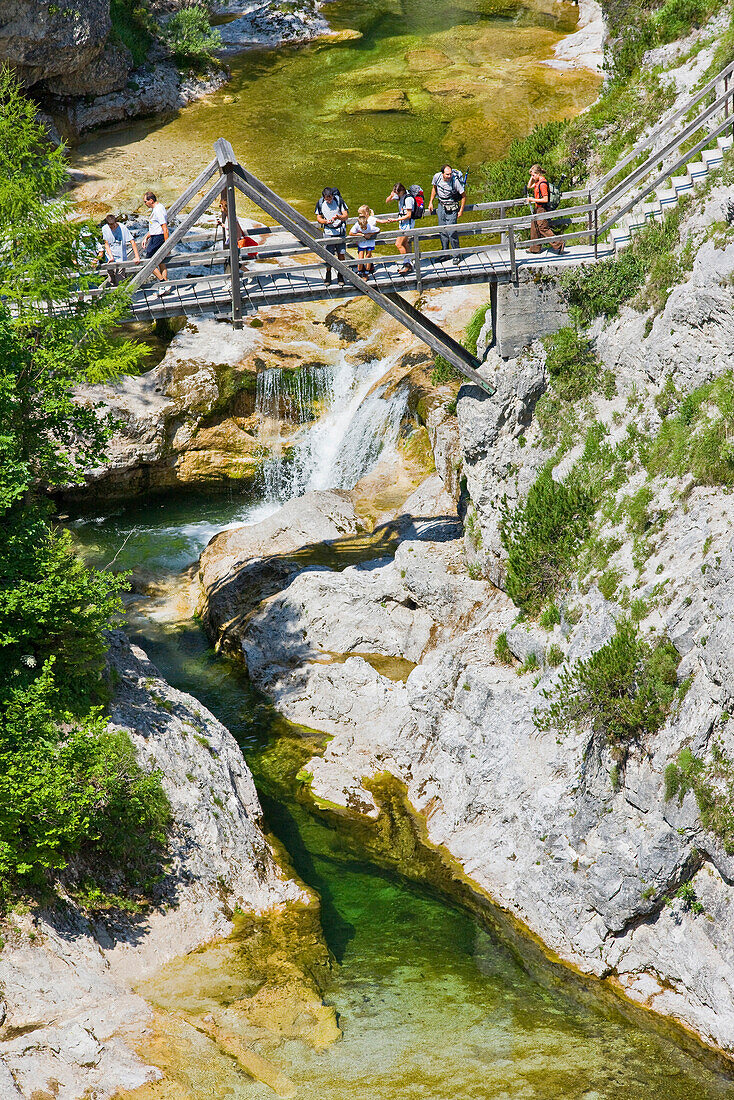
[527,164,564,255]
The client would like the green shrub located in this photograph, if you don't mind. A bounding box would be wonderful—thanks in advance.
[519,652,540,675]
[547,643,564,667]
[561,251,646,325]
[110,0,153,67]
[534,619,680,756]
[494,632,514,665]
[160,5,222,67]
[500,467,596,613]
[665,743,734,853]
[539,602,561,630]
[675,879,705,914]
[543,327,599,401]
[481,121,568,204]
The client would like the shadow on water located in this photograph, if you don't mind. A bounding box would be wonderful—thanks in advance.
[258,790,357,963]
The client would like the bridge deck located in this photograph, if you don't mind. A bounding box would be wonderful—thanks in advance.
[129,239,612,323]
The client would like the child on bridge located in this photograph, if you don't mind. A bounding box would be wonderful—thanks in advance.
[348,205,379,279]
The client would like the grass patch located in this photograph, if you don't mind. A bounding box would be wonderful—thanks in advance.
[494,632,514,665]
[645,372,734,485]
[535,618,680,757]
[665,742,734,852]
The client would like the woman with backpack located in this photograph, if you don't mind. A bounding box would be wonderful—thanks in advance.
[428,165,466,264]
[384,182,417,276]
[527,164,565,254]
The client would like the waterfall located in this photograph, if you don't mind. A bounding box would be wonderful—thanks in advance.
[255,347,408,504]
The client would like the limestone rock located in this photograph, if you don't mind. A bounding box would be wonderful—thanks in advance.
[0,633,302,1100]
[46,41,133,96]
[199,489,362,644]
[0,0,110,86]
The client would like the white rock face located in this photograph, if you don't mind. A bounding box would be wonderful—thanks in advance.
[0,633,302,1100]
[548,0,606,73]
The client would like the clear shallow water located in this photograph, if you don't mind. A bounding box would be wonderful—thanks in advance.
[72,502,734,1100]
[72,0,600,219]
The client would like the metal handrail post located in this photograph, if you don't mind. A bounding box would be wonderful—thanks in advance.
[414,233,423,295]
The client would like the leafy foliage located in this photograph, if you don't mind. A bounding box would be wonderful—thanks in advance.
[110,0,154,67]
[160,5,222,68]
[481,121,568,204]
[0,69,167,906]
[500,467,596,613]
[535,619,680,756]
[561,251,645,326]
[665,743,734,852]
[604,0,727,83]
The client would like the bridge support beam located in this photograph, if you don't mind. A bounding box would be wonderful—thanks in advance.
[493,269,572,359]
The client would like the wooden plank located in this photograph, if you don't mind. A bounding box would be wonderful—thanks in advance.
[225,170,243,327]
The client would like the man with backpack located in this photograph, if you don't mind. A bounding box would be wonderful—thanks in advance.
[527,164,565,254]
[428,165,466,264]
[315,186,349,285]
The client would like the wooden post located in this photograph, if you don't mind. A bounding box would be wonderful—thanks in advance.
[414,232,423,296]
[508,225,516,282]
[225,170,243,328]
[594,207,598,259]
[587,191,593,246]
[500,203,507,244]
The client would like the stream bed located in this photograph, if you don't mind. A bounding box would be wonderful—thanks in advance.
[70,499,734,1100]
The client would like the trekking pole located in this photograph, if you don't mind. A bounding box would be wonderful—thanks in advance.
[209,219,219,274]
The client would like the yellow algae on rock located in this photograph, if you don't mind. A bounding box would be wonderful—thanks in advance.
[345,89,410,114]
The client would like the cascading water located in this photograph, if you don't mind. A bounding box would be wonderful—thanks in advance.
[256,346,409,504]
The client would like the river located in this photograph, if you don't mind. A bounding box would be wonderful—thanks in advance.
[66,2,734,1096]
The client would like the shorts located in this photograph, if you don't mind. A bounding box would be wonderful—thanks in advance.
[146,233,165,258]
[355,241,376,251]
[324,238,346,256]
[398,219,415,233]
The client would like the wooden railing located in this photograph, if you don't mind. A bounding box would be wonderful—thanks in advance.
[94,58,734,300]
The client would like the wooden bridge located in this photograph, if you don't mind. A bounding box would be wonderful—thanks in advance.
[90,59,734,393]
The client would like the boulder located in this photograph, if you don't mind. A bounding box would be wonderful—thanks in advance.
[0,0,110,86]
[199,489,362,645]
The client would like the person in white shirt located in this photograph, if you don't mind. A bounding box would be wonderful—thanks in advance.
[384,183,415,275]
[348,205,379,279]
[427,165,466,264]
[315,187,349,285]
[142,191,171,296]
[97,214,140,286]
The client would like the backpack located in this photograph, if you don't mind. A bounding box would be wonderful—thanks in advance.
[451,169,467,200]
[408,184,425,218]
[548,179,562,211]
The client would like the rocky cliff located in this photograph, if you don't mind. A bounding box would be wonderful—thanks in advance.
[194,139,734,1064]
[0,633,304,1099]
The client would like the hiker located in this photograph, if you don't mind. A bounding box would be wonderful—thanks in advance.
[97,213,140,286]
[216,196,265,265]
[315,186,349,284]
[428,164,466,264]
[526,164,564,254]
[384,183,416,275]
[348,205,379,279]
[141,190,171,295]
